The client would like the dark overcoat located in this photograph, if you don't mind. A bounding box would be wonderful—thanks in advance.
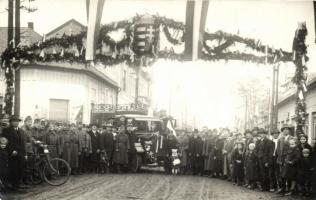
[113,133,130,164]
[284,147,301,180]
[245,150,258,181]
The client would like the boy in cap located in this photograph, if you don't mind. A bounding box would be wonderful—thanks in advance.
[298,148,314,197]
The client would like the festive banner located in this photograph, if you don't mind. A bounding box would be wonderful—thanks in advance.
[184,0,209,60]
[85,0,105,61]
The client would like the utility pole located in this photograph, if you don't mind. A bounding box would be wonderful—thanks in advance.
[14,0,21,116]
[8,0,14,45]
[135,65,140,107]
[274,63,279,128]
[269,65,276,134]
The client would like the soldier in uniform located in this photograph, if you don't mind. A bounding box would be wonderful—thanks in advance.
[0,114,10,137]
[78,123,92,174]
[126,122,137,172]
[113,125,130,173]
[100,122,114,173]
[21,116,34,185]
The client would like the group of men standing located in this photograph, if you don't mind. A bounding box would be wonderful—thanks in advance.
[0,115,140,192]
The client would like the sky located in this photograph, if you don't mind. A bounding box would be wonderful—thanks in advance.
[0,0,315,129]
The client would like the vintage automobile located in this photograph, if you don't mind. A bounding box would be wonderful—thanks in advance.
[114,114,178,172]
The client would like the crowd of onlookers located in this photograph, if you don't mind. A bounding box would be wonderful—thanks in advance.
[0,114,148,195]
[176,126,316,197]
[0,114,316,198]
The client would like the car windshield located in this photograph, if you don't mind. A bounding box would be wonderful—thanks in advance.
[135,120,161,133]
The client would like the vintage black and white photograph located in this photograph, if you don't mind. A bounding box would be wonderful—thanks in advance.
[0,0,316,199]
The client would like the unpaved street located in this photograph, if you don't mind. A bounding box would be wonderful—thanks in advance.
[3,170,312,200]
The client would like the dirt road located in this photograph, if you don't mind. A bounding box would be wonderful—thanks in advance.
[3,171,312,200]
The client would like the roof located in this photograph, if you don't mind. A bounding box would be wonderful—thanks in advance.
[22,62,119,90]
[0,27,42,53]
[46,19,86,38]
[277,73,316,106]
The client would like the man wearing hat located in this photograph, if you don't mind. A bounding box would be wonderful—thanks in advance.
[78,123,92,174]
[126,121,138,172]
[256,128,274,191]
[100,122,114,173]
[276,124,293,194]
[88,123,101,173]
[2,115,29,190]
[269,128,280,192]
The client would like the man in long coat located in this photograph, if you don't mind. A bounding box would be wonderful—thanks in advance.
[2,116,28,190]
[113,125,130,173]
[178,131,190,174]
[202,131,213,176]
[100,123,114,172]
[125,123,137,172]
[78,123,92,174]
[256,128,274,191]
[276,124,293,194]
[88,124,101,173]
[189,130,203,175]
[62,124,81,175]
[44,124,61,159]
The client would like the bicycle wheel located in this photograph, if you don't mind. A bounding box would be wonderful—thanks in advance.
[43,158,71,186]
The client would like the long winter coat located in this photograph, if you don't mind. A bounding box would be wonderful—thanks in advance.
[202,137,213,171]
[78,130,92,153]
[113,133,130,164]
[44,131,61,159]
[22,125,34,154]
[62,131,81,168]
[297,156,314,184]
[245,150,258,181]
[223,138,234,176]
[178,135,189,167]
[0,148,9,180]
[284,146,301,180]
[231,149,244,180]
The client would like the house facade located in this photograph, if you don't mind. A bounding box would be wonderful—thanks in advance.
[277,74,316,145]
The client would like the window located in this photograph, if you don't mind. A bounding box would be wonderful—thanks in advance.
[122,70,126,91]
[91,88,96,103]
[49,99,69,122]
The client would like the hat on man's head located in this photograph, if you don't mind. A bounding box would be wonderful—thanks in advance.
[252,127,259,132]
[1,114,10,120]
[9,115,21,122]
[244,129,252,135]
[258,128,267,135]
[281,124,291,132]
[24,116,32,122]
[271,128,280,135]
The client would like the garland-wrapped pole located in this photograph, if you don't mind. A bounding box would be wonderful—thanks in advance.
[292,22,308,136]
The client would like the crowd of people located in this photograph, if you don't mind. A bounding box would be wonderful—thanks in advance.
[0,113,316,198]
[0,114,149,194]
[177,126,316,197]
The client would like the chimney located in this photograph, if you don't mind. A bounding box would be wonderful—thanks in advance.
[28,22,34,30]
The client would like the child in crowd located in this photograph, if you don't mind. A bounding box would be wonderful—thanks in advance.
[231,142,244,186]
[245,143,258,189]
[298,148,314,197]
[0,137,9,193]
[284,139,301,196]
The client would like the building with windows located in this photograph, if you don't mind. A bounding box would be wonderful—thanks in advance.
[277,73,316,145]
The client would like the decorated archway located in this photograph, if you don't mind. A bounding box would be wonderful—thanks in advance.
[0,1,309,135]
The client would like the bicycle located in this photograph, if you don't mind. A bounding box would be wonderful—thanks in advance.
[29,141,71,186]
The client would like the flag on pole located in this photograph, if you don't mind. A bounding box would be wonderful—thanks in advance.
[85,0,105,61]
[184,0,210,61]
[167,120,177,138]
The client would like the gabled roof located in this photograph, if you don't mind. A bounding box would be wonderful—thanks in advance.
[0,27,42,53]
[46,19,86,38]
